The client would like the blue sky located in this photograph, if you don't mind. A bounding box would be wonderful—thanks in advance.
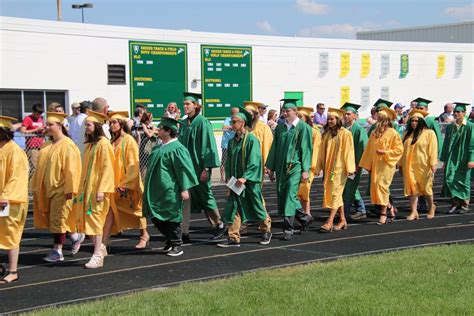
[1,0,472,38]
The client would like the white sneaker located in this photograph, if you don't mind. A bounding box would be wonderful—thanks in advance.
[84,254,104,269]
[70,233,85,256]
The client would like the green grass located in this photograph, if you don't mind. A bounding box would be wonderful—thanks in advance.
[29,244,474,315]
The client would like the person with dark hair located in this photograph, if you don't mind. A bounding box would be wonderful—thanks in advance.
[316,108,355,232]
[32,112,82,262]
[341,103,368,221]
[102,111,150,250]
[313,103,327,127]
[400,109,438,220]
[138,111,158,178]
[179,92,225,242]
[20,103,45,169]
[441,102,474,214]
[267,109,278,132]
[143,117,198,257]
[67,110,115,268]
[266,99,313,241]
[359,107,404,225]
[218,106,272,247]
[0,116,29,284]
[296,106,321,220]
[220,107,239,183]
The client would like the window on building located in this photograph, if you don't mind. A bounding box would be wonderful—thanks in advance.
[0,91,22,120]
[0,90,67,120]
[108,64,126,85]
[24,91,45,114]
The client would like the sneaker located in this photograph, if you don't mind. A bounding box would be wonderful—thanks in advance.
[160,241,172,253]
[446,206,459,214]
[70,233,85,256]
[217,239,241,248]
[84,254,104,269]
[351,211,367,220]
[166,246,184,257]
[211,224,226,241]
[279,230,293,241]
[259,232,272,245]
[457,206,469,214]
[182,233,191,244]
[43,249,64,263]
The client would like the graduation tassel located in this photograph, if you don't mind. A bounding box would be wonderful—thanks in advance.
[86,199,93,215]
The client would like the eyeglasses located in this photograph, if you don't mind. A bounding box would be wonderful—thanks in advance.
[318,107,325,110]
[453,110,463,113]
[231,120,240,124]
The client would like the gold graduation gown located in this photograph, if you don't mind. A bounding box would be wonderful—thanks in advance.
[298,126,321,201]
[0,141,29,249]
[359,128,403,206]
[316,128,355,209]
[67,137,115,235]
[401,129,438,196]
[251,120,273,169]
[33,137,81,233]
[110,134,144,233]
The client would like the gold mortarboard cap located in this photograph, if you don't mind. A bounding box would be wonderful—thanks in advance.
[0,116,17,129]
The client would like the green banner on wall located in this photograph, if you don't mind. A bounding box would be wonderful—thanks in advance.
[201,45,252,120]
[400,54,409,78]
[129,41,188,121]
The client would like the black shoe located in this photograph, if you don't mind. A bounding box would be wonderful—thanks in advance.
[217,239,241,248]
[160,241,172,253]
[279,230,293,241]
[351,211,367,220]
[182,233,191,244]
[166,246,183,257]
[211,224,226,241]
[446,206,459,214]
[259,232,272,245]
[301,215,314,231]
[457,206,469,214]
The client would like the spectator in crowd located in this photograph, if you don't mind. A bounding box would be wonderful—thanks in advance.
[47,102,61,112]
[402,100,418,124]
[70,101,90,155]
[92,97,111,139]
[313,103,327,127]
[258,104,268,123]
[267,109,278,132]
[138,111,158,178]
[438,103,455,123]
[131,104,146,143]
[20,104,45,170]
[220,107,239,183]
[164,102,181,120]
[394,103,406,124]
[67,102,81,127]
[366,107,377,126]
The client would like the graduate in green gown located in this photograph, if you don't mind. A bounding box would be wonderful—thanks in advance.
[143,117,198,257]
[266,99,313,240]
[178,92,226,241]
[440,102,474,214]
[341,103,368,220]
[217,107,272,247]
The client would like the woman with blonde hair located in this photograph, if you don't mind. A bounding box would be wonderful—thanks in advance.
[0,116,29,284]
[67,110,115,269]
[32,112,81,262]
[102,111,150,250]
[316,108,355,232]
[359,107,404,225]
[400,109,438,220]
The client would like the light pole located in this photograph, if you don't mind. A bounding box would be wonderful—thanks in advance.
[72,3,93,23]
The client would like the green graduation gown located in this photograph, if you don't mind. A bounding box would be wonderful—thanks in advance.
[266,120,312,217]
[424,117,443,158]
[440,120,474,201]
[142,140,198,222]
[223,132,267,224]
[343,121,368,202]
[179,114,220,213]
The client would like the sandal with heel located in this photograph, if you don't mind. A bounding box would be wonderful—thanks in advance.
[0,271,19,284]
[135,236,150,249]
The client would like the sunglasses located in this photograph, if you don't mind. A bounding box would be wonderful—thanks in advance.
[231,120,241,124]
[453,110,463,113]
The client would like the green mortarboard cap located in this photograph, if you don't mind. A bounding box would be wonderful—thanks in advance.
[159,117,180,131]
[341,102,361,113]
[373,98,393,109]
[183,92,202,102]
[453,102,469,112]
[234,106,253,126]
[280,98,299,110]
[412,97,432,108]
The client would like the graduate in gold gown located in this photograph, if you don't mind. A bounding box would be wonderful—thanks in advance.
[400,109,438,220]
[67,110,115,269]
[102,111,150,250]
[316,108,355,232]
[359,107,404,225]
[266,99,313,240]
[32,112,81,263]
[0,116,29,284]
[297,106,321,218]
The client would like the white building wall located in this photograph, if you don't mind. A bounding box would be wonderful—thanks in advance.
[1,16,473,119]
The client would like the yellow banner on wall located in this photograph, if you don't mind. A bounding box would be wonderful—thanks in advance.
[340,86,350,105]
[361,53,370,78]
[437,54,445,78]
[339,52,350,78]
